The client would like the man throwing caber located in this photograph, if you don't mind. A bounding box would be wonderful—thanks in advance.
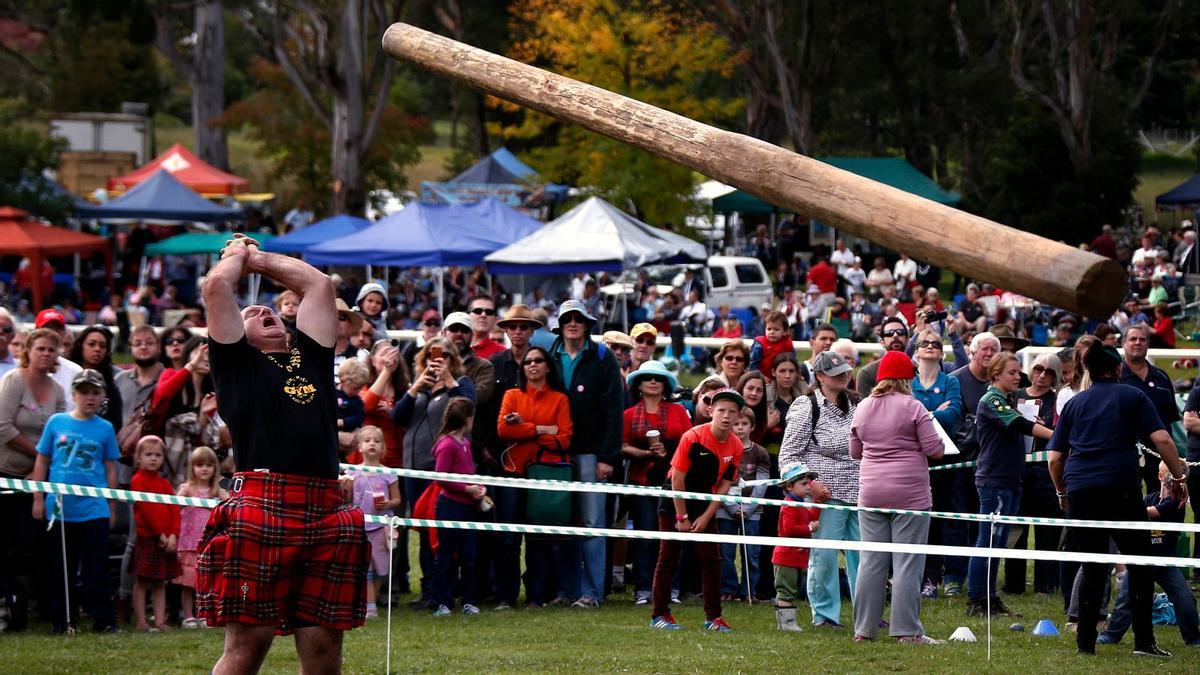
[197,234,367,674]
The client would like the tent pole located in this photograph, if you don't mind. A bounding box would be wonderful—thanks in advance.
[138,256,148,289]
[367,265,373,283]
[622,285,628,332]
[437,267,444,318]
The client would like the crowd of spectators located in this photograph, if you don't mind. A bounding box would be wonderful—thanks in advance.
[0,217,1196,654]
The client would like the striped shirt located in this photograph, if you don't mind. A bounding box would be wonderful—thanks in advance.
[779,389,858,503]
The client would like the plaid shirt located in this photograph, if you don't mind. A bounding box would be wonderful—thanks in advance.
[779,389,859,503]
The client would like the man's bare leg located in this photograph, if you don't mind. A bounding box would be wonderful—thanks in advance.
[295,625,344,675]
[213,622,275,674]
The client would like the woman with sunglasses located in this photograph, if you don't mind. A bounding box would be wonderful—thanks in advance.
[159,326,193,371]
[911,329,964,599]
[496,346,573,606]
[1003,353,1063,597]
[621,361,691,606]
[68,326,123,429]
[150,336,218,486]
[714,340,749,387]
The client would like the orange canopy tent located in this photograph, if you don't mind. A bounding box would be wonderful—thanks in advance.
[0,206,113,312]
[106,143,249,197]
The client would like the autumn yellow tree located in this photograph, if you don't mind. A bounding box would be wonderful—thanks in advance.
[492,0,743,226]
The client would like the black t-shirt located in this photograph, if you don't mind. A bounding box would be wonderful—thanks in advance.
[1183,387,1200,460]
[1120,362,1180,447]
[959,300,984,323]
[210,330,340,478]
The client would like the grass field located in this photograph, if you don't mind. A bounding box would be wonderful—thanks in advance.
[3,580,1199,673]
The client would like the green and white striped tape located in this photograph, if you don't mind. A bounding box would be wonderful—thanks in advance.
[338,465,1200,534]
[2,477,1196,568]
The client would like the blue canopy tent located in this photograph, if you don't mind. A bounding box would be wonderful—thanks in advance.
[1156,174,1200,210]
[263,214,372,255]
[421,148,569,207]
[75,170,244,222]
[307,199,546,316]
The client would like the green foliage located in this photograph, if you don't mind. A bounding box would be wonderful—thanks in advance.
[217,59,430,216]
[493,0,743,226]
[0,98,70,219]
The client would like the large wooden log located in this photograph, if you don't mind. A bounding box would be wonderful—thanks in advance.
[382,22,1126,317]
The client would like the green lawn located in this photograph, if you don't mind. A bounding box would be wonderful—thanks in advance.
[4,584,1198,673]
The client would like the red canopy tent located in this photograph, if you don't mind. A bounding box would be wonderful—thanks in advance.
[0,206,113,312]
[106,143,249,197]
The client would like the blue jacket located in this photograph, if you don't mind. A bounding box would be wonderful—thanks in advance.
[911,370,963,433]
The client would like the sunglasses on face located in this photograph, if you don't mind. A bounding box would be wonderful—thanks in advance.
[1032,365,1056,378]
[0,325,13,334]
[723,354,746,362]
[882,328,908,338]
[424,320,441,328]
[642,376,667,385]
[611,345,631,353]
[469,307,497,316]
[165,337,187,346]
[523,357,547,366]
[561,314,587,325]
[917,340,942,349]
[635,336,656,346]
[446,325,472,334]
[507,323,535,331]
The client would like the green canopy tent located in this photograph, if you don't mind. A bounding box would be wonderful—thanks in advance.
[145,231,275,256]
[711,156,961,213]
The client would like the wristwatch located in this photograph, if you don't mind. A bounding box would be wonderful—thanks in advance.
[675,514,689,522]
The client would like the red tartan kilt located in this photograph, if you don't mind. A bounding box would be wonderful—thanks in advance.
[195,472,368,636]
[131,540,182,581]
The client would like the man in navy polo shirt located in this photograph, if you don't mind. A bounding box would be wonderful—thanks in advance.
[1048,344,1189,659]
[1118,324,1180,493]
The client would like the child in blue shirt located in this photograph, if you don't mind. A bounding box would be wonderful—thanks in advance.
[30,369,121,634]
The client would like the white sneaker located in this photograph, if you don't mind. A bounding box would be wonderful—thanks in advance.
[181,618,201,630]
[433,605,452,617]
[462,604,480,615]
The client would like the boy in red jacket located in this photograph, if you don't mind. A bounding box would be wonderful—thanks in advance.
[130,436,181,631]
[773,462,819,632]
[749,311,794,381]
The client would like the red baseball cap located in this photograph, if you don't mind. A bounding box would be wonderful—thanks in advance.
[35,308,67,328]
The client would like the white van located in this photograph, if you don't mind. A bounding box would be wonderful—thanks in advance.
[671,256,773,311]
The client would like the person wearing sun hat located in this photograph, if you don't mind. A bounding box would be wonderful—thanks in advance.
[622,360,690,606]
[603,331,636,378]
[772,462,821,632]
[549,299,623,609]
[850,350,945,644]
[650,388,744,633]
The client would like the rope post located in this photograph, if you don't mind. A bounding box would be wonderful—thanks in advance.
[986,502,1000,662]
[58,511,74,635]
[385,515,398,675]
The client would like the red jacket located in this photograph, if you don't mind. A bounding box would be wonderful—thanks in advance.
[807,262,837,294]
[752,334,795,381]
[131,469,180,538]
[772,495,818,568]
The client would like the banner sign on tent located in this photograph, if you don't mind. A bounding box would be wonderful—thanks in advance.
[420,181,529,208]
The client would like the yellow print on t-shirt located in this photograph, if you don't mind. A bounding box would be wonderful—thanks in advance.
[283,375,317,405]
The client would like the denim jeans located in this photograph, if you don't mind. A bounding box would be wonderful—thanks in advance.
[524,535,577,605]
[716,518,760,597]
[573,454,608,602]
[966,485,1020,601]
[627,493,659,594]
[432,496,477,609]
[1003,465,1061,594]
[1102,567,1200,645]
[807,500,859,624]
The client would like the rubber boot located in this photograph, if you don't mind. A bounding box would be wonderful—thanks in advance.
[776,606,802,632]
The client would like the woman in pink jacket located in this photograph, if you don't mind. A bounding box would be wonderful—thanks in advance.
[849,351,944,644]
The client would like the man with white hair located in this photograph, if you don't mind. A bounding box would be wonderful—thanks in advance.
[1175,225,1198,275]
[951,332,1001,426]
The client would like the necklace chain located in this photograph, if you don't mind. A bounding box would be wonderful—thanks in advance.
[267,348,302,373]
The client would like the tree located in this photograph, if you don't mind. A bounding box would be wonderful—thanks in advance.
[0,97,71,219]
[218,58,428,216]
[494,0,743,225]
[153,0,230,170]
[235,0,408,215]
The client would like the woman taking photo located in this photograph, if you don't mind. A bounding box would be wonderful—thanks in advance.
[1003,353,1063,597]
[360,340,410,468]
[497,346,573,607]
[779,351,859,628]
[621,360,691,606]
[394,337,476,608]
[850,351,944,643]
[966,352,1053,617]
[68,326,123,429]
[0,328,66,631]
[151,336,217,486]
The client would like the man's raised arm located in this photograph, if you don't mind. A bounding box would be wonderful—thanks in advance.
[246,244,337,348]
[203,239,252,345]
